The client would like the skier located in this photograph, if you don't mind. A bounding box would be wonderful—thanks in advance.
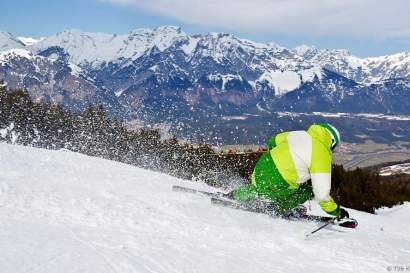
[230,123,349,219]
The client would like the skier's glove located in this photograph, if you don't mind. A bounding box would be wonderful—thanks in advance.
[338,208,349,219]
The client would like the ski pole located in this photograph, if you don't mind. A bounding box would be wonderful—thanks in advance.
[305,218,335,238]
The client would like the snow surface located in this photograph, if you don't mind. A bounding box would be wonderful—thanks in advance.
[0,143,409,273]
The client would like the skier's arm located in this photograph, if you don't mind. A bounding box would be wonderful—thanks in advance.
[310,147,340,216]
[267,132,288,150]
[311,173,340,216]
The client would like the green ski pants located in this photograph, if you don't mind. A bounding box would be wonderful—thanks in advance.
[233,153,313,214]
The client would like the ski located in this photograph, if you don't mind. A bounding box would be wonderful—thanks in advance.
[173,185,276,215]
[172,185,224,198]
[211,197,358,229]
[172,185,358,229]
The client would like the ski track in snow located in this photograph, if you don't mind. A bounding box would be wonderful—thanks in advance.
[0,143,409,273]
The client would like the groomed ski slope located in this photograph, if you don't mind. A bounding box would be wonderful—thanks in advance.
[0,143,409,273]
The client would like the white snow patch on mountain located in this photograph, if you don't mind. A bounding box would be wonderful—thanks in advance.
[256,102,272,114]
[17,36,44,46]
[294,44,317,56]
[300,67,324,81]
[1,143,409,273]
[259,70,301,95]
[67,63,83,77]
[149,26,186,51]
[181,36,200,55]
[0,32,25,51]
[255,67,322,96]
[0,48,33,64]
[208,74,243,91]
[114,89,126,97]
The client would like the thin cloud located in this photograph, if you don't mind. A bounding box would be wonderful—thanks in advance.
[101,0,410,40]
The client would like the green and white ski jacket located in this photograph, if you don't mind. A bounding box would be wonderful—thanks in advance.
[267,124,339,215]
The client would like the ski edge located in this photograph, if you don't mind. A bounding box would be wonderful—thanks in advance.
[172,185,224,198]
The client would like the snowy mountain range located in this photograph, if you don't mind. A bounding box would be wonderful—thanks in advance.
[1,26,410,143]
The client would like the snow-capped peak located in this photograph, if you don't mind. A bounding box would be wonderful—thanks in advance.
[17,36,43,46]
[267,42,285,50]
[24,26,409,85]
[294,44,317,56]
[31,29,124,66]
[0,31,25,51]
[128,25,184,39]
[153,25,183,34]
[2,26,409,88]
[31,26,192,67]
[143,25,189,52]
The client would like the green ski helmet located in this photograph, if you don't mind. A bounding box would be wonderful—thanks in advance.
[319,123,341,151]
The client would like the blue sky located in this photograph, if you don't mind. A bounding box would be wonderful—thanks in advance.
[1,0,409,57]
